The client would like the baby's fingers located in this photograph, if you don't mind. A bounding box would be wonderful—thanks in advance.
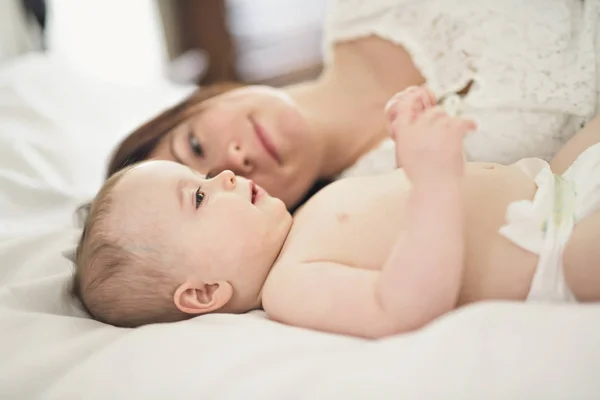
[420,106,448,123]
[385,86,436,125]
[420,107,477,132]
[455,117,477,133]
[385,86,419,122]
[421,86,437,109]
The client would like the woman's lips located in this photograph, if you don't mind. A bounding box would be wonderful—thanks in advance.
[250,117,281,165]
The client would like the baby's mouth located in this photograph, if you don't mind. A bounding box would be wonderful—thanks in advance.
[249,181,265,205]
[251,181,257,204]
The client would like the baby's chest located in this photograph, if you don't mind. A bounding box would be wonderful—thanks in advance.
[280,177,408,270]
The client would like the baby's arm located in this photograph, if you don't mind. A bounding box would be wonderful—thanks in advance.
[263,262,399,338]
[376,173,464,331]
[263,88,475,338]
[263,178,465,339]
[379,87,476,330]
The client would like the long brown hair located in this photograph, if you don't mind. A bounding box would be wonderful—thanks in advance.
[106,82,243,178]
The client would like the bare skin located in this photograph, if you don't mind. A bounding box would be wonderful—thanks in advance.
[283,37,426,170]
[260,88,600,338]
[111,87,600,338]
[150,37,425,208]
[550,114,600,301]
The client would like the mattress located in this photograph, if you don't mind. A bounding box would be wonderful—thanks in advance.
[1,54,599,399]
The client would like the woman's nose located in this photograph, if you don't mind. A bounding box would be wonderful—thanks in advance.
[225,142,253,174]
[213,170,236,190]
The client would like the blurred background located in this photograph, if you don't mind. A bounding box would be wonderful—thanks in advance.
[0,0,326,86]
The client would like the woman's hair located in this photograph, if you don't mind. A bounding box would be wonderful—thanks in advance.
[107,82,243,179]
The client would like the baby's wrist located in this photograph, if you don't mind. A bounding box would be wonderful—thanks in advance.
[412,171,463,189]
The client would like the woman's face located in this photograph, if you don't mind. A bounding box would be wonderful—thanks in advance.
[151,86,321,208]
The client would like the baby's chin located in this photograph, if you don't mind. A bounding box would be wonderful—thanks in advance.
[265,214,293,251]
[262,195,293,227]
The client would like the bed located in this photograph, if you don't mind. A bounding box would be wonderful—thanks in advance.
[1,54,599,399]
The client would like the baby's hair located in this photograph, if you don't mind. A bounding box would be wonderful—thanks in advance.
[72,165,190,327]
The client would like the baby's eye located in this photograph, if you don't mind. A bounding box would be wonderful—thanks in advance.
[195,187,205,208]
[189,131,204,158]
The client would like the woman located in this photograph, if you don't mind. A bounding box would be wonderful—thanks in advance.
[108,0,598,209]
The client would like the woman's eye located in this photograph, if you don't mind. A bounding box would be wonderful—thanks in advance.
[195,187,205,208]
[189,132,204,157]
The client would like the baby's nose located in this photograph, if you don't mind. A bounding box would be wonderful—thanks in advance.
[213,170,237,190]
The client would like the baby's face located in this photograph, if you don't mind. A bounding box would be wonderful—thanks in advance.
[109,160,293,295]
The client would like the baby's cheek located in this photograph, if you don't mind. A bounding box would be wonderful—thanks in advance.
[215,219,255,247]
[238,226,271,257]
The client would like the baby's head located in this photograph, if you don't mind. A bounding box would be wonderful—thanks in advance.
[73,160,292,327]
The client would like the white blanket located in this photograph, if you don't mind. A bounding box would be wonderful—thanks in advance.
[1,54,599,399]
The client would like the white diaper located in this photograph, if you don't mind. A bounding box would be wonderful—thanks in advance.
[499,142,600,302]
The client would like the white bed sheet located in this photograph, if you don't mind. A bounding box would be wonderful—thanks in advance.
[1,54,599,400]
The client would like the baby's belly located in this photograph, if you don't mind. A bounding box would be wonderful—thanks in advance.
[279,163,540,303]
[459,163,539,303]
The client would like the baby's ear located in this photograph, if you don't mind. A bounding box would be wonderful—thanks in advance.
[174,280,233,315]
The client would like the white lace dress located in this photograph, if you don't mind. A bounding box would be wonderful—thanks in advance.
[329,0,600,179]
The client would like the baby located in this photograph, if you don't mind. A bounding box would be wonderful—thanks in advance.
[73,87,600,338]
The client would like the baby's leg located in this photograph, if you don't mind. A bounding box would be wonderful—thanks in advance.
[551,114,600,300]
[551,114,600,174]
[563,210,600,301]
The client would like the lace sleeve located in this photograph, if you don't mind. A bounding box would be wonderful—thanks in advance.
[327,0,599,173]
[325,0,598,105]
[463,109,578,164]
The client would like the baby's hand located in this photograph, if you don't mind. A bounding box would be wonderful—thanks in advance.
[385,86,437,170]
[385,86,437,127]
[386,87,476,182]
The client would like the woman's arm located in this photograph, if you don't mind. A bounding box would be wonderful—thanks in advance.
[551,115,600,174]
